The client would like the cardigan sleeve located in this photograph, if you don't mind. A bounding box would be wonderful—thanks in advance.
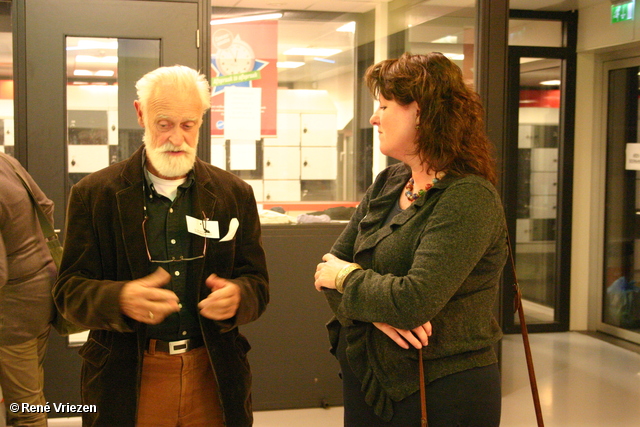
[336,179,506,331]
[323,176,376,321]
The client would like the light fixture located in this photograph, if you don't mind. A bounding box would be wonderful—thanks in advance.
[94,70,115,77]
[211,12,283,26]
[277,61,305,69]
[66,39,118,51]
[284,48,342,57]
[314,57,335,64]
[432,35,458,44]
[443,53,464,61]
[540,79,561,86]
[337,22,356,33]
[73,70,93,76]
[75,55,118,64]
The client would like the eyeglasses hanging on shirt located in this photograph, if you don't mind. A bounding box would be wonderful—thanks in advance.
[142,213,208,264]
[141,178,208,264]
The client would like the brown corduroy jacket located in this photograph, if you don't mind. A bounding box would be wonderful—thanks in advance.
[53,146,269,427]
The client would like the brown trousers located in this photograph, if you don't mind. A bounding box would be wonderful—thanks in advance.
[136,345,224,427]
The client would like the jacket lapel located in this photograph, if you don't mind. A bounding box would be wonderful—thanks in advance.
[192,159,218,298]
[116,147,149,279]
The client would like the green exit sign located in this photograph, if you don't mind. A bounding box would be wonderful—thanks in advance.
[612,1,635,23]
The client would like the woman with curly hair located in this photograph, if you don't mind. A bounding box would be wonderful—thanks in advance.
[314,52,507,426]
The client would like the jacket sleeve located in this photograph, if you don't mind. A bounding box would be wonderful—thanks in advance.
[53,184,133,332]
[0,228,6,292]
[216,185,269,332]
[336,181,505,330]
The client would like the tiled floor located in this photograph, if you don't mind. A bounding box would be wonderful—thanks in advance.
[44,331,640,426]
[253,332,640,427]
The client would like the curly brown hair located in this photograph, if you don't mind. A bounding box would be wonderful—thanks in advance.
[365,52,497,185]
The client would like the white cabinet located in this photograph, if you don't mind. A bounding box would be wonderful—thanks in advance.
[300,113,337,147]
[529,146,558,218]
[209,90,339,202]
[272,113,300,146]
[531,147,558,171]
[261,90,338,202]
[264,147,300,180]
[264,180,301,201]
[300,147,337,180]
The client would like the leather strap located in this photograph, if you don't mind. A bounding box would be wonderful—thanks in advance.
[506,231,545,427]
[419,348,427,427]
[147,336,204,355]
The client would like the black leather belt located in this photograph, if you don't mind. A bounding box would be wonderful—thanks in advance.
[148,336,204,355]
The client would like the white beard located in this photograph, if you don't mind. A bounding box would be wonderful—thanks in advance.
[144,133,197,178]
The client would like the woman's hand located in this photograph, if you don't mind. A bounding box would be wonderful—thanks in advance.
[314,253,350,291]
[373,321,433,349]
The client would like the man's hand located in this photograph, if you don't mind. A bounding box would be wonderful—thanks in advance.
[198,274,241,320]
[373,321,433,349]
[120,267,180,324]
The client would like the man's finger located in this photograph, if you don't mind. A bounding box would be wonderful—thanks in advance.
[139,267,172,288]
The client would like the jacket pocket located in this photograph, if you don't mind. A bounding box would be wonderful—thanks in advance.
[235,333,251,357]
[78,337,110,368]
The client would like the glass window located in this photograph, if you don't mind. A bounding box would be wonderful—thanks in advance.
[509,19,563,47]
[209,1,476,219]
[516,57,562,325]
[65,37,160,187]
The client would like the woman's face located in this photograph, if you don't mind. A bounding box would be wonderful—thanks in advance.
[369,95,420,162]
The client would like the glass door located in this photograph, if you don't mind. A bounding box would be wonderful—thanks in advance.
[12,0,207,414]
[503,47,574,334]
[13,0,207,234]
[515,57,562,326]
[599,57,640,345]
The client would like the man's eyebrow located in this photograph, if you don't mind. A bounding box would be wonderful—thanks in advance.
[155,115,198,122]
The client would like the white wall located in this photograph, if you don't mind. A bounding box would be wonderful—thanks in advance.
[316,70,354,132]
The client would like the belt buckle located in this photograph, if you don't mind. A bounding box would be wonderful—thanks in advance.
[169,339,189,355]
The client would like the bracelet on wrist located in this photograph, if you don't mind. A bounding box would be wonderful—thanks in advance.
[335,263,362,293]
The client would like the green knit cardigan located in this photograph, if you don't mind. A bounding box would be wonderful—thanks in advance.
[324,162,507,421]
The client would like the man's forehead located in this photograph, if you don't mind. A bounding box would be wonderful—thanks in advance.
[146,96,203,121]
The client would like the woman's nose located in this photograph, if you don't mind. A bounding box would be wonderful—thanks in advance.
[370,113,378,126]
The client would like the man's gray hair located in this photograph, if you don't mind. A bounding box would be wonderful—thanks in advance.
[135,65,211,112]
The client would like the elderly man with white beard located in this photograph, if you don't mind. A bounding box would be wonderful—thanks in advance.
[53,65,269,427]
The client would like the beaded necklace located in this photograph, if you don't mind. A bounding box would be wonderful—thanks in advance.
[405,177,439,202]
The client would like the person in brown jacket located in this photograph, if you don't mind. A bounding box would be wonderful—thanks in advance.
[0,153,56,427]
[53,65,269,427]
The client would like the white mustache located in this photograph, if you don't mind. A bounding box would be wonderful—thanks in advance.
[157,143,195,154]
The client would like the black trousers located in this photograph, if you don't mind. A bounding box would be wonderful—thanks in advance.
[337,330,501,427]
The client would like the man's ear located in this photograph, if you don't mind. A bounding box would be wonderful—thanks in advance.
[133,100,145,128]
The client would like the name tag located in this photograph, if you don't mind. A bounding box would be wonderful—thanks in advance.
[186,215,219,239]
